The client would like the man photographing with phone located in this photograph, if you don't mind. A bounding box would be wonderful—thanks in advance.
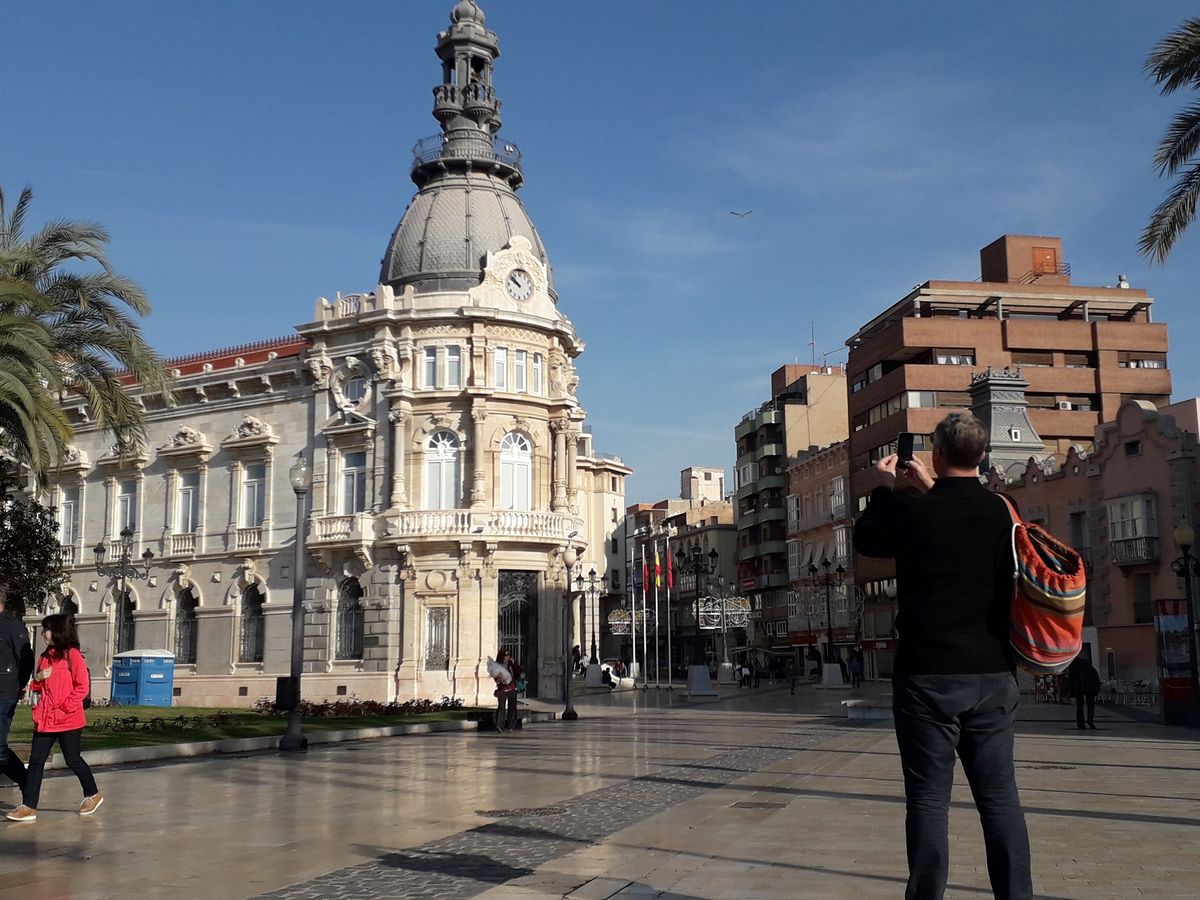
[854,412,1032,900]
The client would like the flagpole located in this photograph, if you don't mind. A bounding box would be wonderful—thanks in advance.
[654,542,661,689]
[665,533,673,691]
[631,544,639,685]
[641,543,648,691]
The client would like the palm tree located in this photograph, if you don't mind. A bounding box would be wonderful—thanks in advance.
[1142,17,1200,263]
[0,184,170,483]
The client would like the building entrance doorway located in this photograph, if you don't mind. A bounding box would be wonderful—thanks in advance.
[498,571,539,698]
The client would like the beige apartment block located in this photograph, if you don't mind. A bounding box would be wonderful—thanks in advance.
[734,365,848,654]
[41,2,629,707]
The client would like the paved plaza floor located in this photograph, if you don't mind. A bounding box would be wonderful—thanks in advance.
[2,682,1198,899]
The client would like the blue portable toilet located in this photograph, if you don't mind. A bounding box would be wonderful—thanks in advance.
[110,650,176,707]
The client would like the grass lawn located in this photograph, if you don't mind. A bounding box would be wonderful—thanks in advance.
[8,705,487,752]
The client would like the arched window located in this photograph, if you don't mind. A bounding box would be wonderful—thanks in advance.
[115,589,135,654]
[175,587,199,664]
[239,584,265,663]
[424,430,461,509]
[499,432,532,511]
[61,595,79,620]
[336,578,365,660]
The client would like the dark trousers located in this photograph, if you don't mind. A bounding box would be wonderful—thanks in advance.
[1075,693,1095,727]
[0,699,27,789]
[23,729,98,809]
[495,690,518,731]
[893,673,1032,900]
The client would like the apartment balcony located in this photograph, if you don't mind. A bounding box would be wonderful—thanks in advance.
[312,513,370,544]
[169,533,198,557]
[735,479,759,501]
[756,474,785,492]
[755,443,785,461]
[1110,536,1158,566]
[235,526,264,553]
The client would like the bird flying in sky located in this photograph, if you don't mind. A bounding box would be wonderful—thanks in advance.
[729,210,753,218]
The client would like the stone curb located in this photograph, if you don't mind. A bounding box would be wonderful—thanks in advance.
[37,711,559,772]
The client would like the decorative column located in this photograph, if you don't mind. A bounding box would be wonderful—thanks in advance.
[566,427,580,514]
[551,417,568,511]
[471,404,487,507]
[389,408,408,508]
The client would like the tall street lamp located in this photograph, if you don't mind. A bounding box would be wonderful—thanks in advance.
[576,567,601,666]
[561,545,580,721]
[808,558,845,665]
[1167,522,1200,726]
[280,455,312,752]
[93,526,154,653]
[675,545,718,664]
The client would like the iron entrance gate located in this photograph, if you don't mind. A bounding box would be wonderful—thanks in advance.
[498,571,539,698]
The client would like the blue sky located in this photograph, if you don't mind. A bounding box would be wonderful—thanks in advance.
[5,1,1200,502]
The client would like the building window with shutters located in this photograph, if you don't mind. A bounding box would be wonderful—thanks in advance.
[494,347,508,390]
[423,347,438,389]
[499,432,532,511]
[787,540,804,580]
[116,479,137,533]
[241,463,267,527]
[58,485,80,549]
[424,431,462,509]
[177,470,201,534]
[532,353,543,394]
[446,345,462,389]
[514,350,527,392]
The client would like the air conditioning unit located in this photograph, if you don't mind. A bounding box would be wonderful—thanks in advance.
[1057,401,1072,410]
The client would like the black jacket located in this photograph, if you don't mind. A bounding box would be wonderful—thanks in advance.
[853,477,1014,675]
[0,609,34,701]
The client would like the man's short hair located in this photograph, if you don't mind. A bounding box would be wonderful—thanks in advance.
[932,412,988,469]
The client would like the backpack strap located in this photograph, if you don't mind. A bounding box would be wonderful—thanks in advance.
[996,492,1021,583]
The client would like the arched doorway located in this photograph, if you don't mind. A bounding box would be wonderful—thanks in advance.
[336,577,365,660]
[175,586,199,664]
[114,589,135,654]
[240,583,265,663]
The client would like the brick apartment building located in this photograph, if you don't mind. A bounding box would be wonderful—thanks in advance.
[845,234,1172,629]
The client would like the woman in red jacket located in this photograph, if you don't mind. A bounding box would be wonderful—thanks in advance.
[6,614,102,823]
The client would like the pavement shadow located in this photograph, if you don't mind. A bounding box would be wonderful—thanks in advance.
[348,844,534,885]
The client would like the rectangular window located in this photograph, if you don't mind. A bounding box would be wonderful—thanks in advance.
[829,476,848,519]
[423,347,438,389]
[1064,352,1093,368]
[1011,351,1053,368]
[1106,494,1157,541]
[514,349,527,392]
[117,479,137,532]
[786,495,801,531]
[59,486,80,546]
[787,540,804,580]
[532,353,543,395]
[833,525,850,565]
[1118,351,1167,369]
[494,347,508,390]
[241,463,267,527]
[934,349,975,366]
[1132,573,1154,624]
[342,451,368,514]
[177,471,201,534]
[446,345,461,389]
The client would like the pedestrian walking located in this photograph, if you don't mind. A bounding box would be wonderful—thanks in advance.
[850,653,864,688]
[0,586,34,794]
[752,662,761,688]
[1067,655,1101,730]
[7,614,102,823]
[854,413,1032,900]
[491,648,523,734]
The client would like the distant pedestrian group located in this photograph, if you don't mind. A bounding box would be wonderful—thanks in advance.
[2,590,103,824]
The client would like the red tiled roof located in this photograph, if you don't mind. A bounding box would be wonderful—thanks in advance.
[118,335,310,385]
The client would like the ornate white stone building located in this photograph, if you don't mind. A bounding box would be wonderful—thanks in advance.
[47,0,630,706]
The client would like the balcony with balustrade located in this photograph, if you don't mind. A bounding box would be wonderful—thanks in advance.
[1110,536,1159,566]
[59,543,78,567]
[388,509,583,544]
[235,526,264,553]
[169,533,198,558]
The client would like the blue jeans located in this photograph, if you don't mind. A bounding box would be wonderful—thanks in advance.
[0,698,27,789]
[893,673,1032,900]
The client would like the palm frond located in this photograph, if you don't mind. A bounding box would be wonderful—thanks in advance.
[1148,17,1200,94]
[1140,161,1200,263]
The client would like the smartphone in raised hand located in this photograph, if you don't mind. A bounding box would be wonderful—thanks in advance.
[896,432,915,469]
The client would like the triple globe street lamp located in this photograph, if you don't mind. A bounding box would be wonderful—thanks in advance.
[575,567,601,667]
[674,545,719,667]
[93,527,155,652]
[279,455,312,752]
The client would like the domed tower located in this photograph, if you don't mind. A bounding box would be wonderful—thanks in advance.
[296,1,629,707]
[380,0,553,297]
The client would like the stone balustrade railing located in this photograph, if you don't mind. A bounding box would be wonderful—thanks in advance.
[235,526,263,552]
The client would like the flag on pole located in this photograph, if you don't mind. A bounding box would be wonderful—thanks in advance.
[643,556,649,591]
[654,544,662,588]
[667,545,674,589]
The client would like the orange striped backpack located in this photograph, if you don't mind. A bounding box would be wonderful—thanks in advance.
[998,494,1087,674]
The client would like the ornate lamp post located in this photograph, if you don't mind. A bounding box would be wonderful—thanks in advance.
[93,526,154,653]
[561,545,580,721]
[280,455,312,752]
[576,567,601,666]
[674,546,718,664]
[1167,522,1200,726]
[807,558,845,665]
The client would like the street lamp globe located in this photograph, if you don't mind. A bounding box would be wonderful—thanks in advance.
[289,456,313,495]
[1175,521,1195,551]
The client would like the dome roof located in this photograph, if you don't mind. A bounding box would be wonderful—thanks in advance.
[379,172,553,294]
[451,0,485,25]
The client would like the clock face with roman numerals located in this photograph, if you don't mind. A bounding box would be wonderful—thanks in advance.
[505,268,533,301]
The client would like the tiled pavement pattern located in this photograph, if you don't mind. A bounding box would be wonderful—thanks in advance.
[257,734,825,900]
